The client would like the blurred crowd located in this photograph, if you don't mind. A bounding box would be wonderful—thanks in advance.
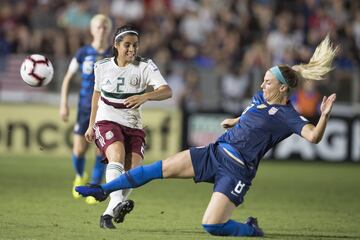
[1,0,359,116]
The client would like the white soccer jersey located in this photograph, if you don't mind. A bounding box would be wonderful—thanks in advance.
[94,57,168,129]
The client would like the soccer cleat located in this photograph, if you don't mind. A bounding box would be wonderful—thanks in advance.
[85,196,99,205]
[72,173,88,199]
[75,185,108,202]
[100,214,116,229]
[113,200,134,223]
[245,217,264,237]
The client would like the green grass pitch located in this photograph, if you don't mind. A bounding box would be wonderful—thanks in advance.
[0,154,359,240]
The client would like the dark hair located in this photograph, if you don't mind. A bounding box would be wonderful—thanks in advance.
[112,25,140,58]
[278,65,299,89]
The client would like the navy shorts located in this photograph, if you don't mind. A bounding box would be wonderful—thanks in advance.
[189,143,253,206]
[73,108,91,135]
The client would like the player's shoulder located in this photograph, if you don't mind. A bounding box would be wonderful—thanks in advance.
[134,56,158,70]
[94,57,112,69]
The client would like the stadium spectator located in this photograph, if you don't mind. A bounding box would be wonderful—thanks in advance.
[220,64,250,114]
[58,0,93,54]
[291,80,321,124]
[30,0,65,57]
[59,14,112,205]
[76,35,339,237]
[0,0,359,105]
[83,25,172,229]
[178,67,203,112]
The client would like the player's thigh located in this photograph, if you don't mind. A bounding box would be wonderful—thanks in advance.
[105,141,125,164]
[124,152,143,171]
[162,150,195,178]
[202,192,236,224]
[73,134,88,156]
[130,153,143,169]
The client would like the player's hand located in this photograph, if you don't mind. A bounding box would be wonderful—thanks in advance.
[85,127,95,143]
[124,95,148,109]
[320,93,336,117]
[221,118,238,129]
[59,105,69,122]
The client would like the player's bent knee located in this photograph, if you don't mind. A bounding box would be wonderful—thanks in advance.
[202,223,224,236]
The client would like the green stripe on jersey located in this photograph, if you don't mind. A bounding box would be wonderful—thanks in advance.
[101,89,145,99]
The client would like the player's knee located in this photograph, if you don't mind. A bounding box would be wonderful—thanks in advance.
[202,223,224,236]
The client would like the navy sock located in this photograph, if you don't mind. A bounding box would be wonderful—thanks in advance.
[72,154,85,176]
[90,155,105,184]
[101,160,163,193]
[202,219,255,236]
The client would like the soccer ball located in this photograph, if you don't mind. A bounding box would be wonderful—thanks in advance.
[20,54,54,87]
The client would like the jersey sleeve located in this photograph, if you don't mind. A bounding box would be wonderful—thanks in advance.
[285,108,310,135]
[94,62,101,91]
[143,59,168,89]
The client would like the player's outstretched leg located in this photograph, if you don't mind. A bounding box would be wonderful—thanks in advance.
[76,160,163,198]
[113,199,134,223]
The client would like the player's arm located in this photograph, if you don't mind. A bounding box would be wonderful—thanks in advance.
[59,58,78,122]
[301,93,336,143]
[85,90,100,143]
[124,85,172,109]
[221,117,240,129]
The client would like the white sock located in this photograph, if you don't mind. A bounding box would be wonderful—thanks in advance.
[103,162,125,216]
[122,188,133,200]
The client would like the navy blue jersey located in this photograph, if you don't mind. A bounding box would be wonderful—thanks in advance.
[75,45,111,109]
[217,91,309,171]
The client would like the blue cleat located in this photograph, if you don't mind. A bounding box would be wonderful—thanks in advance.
[245,217,264,237]
[75,185,108,202]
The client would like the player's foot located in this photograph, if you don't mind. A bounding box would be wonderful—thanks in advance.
[85,196,99,205]
[75,185,108,202]
[100,214,116,229]
[72,173,88,199]
[113,200,134,223]
[245,217,264,237]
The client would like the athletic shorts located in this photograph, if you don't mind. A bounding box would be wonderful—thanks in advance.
[73,108,91,135]
[189,143,253,206]
[93,120,146,163]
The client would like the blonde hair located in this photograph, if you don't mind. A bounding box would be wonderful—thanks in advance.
[90,14,112,32]
[292,35,339,81]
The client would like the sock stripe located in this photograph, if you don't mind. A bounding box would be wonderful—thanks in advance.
[106,165,124,173]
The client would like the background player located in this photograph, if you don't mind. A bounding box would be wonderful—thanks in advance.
[59,14,112,204]
[77,35,338,236]
[84,25,172,229]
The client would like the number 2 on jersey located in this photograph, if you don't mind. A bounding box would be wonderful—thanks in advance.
[116,77,124,92]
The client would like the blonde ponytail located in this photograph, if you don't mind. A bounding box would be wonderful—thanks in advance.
[293,35,339,81]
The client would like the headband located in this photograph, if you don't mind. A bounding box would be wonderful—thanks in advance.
[114,30,139,41]
[269,66,287,85]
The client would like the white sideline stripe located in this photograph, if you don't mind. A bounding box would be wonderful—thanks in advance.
[222,147,245,166]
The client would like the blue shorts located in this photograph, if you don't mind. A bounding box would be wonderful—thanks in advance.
[189,143,253,206]
[73,108,91,135]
